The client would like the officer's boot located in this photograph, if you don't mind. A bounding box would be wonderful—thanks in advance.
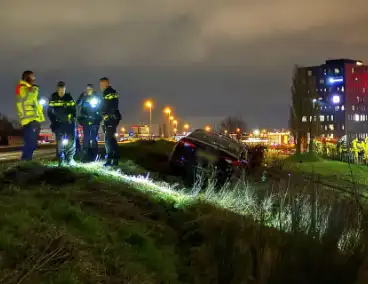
[58,159,67,167]
[110,159,118,167]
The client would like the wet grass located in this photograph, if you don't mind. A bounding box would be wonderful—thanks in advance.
[0,161,365,283]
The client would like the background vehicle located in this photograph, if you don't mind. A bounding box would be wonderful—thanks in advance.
[169,129,248,186]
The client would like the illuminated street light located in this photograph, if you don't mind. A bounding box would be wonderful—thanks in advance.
[253,129,260,136]
[144,100,153,139]
[164,107,173,136]
[164,107,171,115]
[183,124,189,130]
[173,120,178,131]
[114,133,119,137]
[121,127,125,132]
[205,126,211,132]
[236,128,240,132]
[169,116,174,121]
[224,130,228,135]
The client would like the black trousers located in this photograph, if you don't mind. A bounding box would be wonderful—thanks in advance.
[54,123,76,162]
[103,119,119,161]
[81,123,100,161]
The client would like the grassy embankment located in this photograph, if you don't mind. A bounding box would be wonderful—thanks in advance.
[278,152,368,191]
[0,140,366,283]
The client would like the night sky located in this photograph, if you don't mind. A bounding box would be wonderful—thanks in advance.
[0,0,367,129]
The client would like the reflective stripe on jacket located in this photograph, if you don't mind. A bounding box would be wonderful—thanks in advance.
[47,92,76,125]
[15,80,45,126]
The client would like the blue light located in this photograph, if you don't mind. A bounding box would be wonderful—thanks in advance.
[327,77,343,84]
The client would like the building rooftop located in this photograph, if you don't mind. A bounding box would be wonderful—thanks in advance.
[325,58,362,65]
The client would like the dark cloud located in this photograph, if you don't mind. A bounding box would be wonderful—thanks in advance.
[0,0,367,128]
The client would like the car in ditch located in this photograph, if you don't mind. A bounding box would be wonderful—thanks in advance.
[169,129,248,186]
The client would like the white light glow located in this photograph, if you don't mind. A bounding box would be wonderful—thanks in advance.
[62,139,68,145]
[90,97,99,108]
[354,114,360,121]
[39,98,47,106]
[79,162,180,196]
[332,95,340,104]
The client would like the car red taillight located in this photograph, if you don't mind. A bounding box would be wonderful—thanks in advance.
[223,157,246,166]
[179,139,195,148]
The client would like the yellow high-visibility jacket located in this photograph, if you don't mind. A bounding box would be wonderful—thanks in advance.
[15,80,45,126]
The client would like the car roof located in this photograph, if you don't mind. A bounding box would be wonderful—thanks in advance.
[186,129,246,157]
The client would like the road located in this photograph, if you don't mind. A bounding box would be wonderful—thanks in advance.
[0,148,56,162]
[0,141,133,163]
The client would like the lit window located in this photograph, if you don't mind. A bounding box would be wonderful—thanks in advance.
[331,115,334,121]
[352,105,355,111]
[329,124,334,131]
[302,116,307,122]
[352,68,355,73]
[324,125,327,130]
[320,115,325,121]
[354,114,360,121]
[342,124,345,130]
[363,88,366,93]
[341,86,345,92]
[335,106,340,111]
[308,70,312,76]
[334,68,340,74]
[342,105,345,111]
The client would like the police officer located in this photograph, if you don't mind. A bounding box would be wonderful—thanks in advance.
[76,84,102,162]
[100,77,121,166]
[47,81,77,166]
[15,70,45,160]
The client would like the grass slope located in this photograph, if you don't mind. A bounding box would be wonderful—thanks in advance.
[0,162,363,284]
[279,153,368,189]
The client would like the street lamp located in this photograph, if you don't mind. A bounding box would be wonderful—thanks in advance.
[205,126,211,132]
[253,129,260,136]
[145,100,153,139]
[173,120,178,131]
[183,124,189,132]
[164,107,172,136]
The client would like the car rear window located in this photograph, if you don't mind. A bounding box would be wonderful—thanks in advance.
[188,130,244,156]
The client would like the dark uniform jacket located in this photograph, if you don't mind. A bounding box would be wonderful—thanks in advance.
[76,92,103,125]
[47,92,76,131]
[101,86,121,122]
